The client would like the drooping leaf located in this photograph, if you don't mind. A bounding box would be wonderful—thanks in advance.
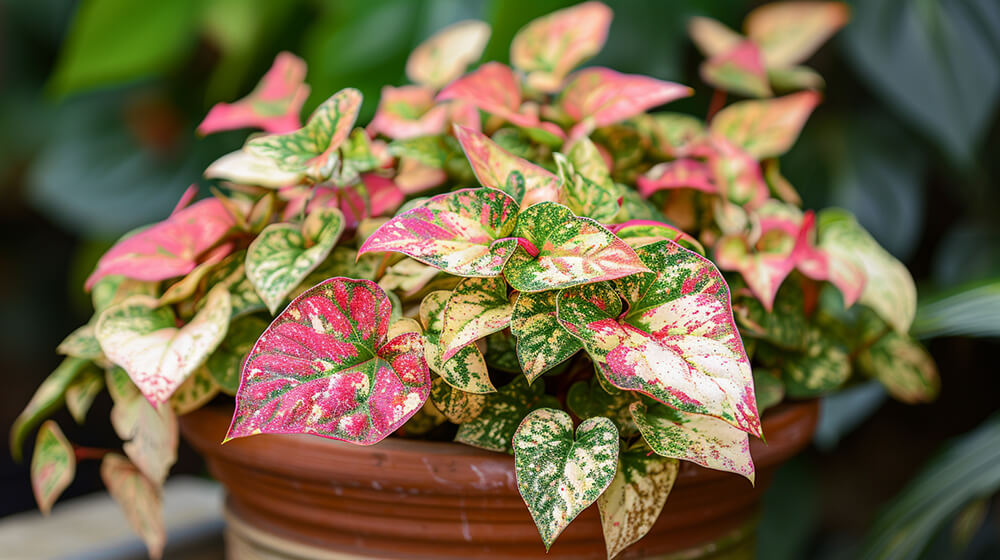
[30,421,76,515]
[511,291,583,382]
[65,367,105,424]
[700,40,772,98]
[454,125,561,207]
[510,1,613,93]
[358,187,520,277]
[430,376,486,424]
[418,290,495,394]
[101,453,165,560]
[566,378,637,437]
[203,315,269,395]
[369,85,449,140]
[745,1,850,69]
[96,287,231,406]
[637,159,716,196]
[227,278,430,445]
[437,62,533,127]
[198,51,309,135]
[454,376,550,452]
[513,408,619,550]
[857,332,939,404]
[204,149,304,187]
[911,279,1000,339]
[781,326,851,398]
[439,276,513,362]
[504,202,648,292]
[170,367,220,415]
[406,20,491,89]
[107,368,178,486]
[246,207,346,314]
[597,450,679,560]
[10,357,94,461]
[710,92,820,159]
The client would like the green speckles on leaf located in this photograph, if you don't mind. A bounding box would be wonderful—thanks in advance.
[511,290,582,382]
[557,137,622,222]
[203,315,268,395]
[439,276,513,362]
[780,327,850,397]
[598,451,679,560]
[31,421,76,515]
[430,376,486,423]
[513,408,619,550]
[170,367,220,415]
[857,332,939,404]
[454,377,548,453]
[419,290,496,394]
[567,379,638,437]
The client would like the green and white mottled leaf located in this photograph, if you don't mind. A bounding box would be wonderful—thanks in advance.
[203,315,269,395]
[66,367,105,424]
[781,327,851,398]
[107,368,178,486]
[204,149,304,188]
[200,251,266,318]
[96,287,231,406]
[10,357,94,461]
[511,291,582,382]
[513,408,619,550]
[170,367,220,415]
[630,400,754,482]
[566,378,637,437]
[30,421,75,515]
[454,377,551,452]
[557,137,622,222]
[439,276,513,362]
[504,202,648,292]
[246,207,345,314]
[430,376,486,424]
[419,290,495,394]
[857,332,939,404]
[598,451,679,560]
[101,453,165,560]
[57,324,103,361]
[378,258,441,298]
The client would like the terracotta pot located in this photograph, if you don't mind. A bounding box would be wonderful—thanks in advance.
[180,400,819,560]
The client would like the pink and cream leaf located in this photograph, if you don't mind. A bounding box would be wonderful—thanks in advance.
[439,276,513,362]
[101,454,166,560]
[707,137,769,208]
[637,159,717,197]
[106,367,178,486]
[437,62,532,127]
[709,92,820,159]
[30,421,76,515]
[454,124,562,207]
[688,16,743,59]
[745,1,851,69]
[700,40,772,98]
[370,85,449,140]
[406,20,491,89]
[419,290,496,394]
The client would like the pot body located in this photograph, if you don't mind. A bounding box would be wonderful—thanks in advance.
[180,401,818,560]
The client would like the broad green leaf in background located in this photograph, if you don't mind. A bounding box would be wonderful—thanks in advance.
[598,451,679,560]
[454,376,553,453]
[513,408,619,550]
[419,290,496,394]
[911,279,1000,339]
[101,453,166,560]
[10,357,94,461]
[510,291,582,382]
[406,20,491,89]
[30,421,76,515]
[438,276,513,362]
[856,331,939,404]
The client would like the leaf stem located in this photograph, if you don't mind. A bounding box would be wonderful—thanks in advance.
[707,88,727,121]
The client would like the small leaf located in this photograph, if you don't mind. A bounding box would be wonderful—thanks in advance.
[96,287,231,406]
[101,453,165,560]
[198,51,309,135]
[419,290,495,394]
[57,324,103,361]
[157,244,230,306]
[745,1,850,69]
[336,128,380,184]
[203,315,269,395]
[107,368,178,486]
[406,20,491,89]
[558,137,622,222]
[503,202,648,292]
[65,367,105,424]
[31,421,76,515]
[700,40,772,98]
[560,68,692,137]
[359,187,520,277]
[10,357,94,461]
[437,62,534,127]
[454,125,561,207]
[439,276,513,362]
[598,451,679,560]
[857,332,939,404]
[707,137,769,207]
[454,376,549,452]
[370,85,449,140]
[510,1,613,93]
[246,207,346,314]
[688,16,743,59]
[170,367,220,415]
[227,278,430,445]
[430,376,486,424]
[513,409,619,550]
[710,92,820,159]
[510,291,582,382]
[637,159,716,197]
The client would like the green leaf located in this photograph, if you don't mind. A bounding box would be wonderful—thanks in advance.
[483,331,523,373]
[454,377,549,453]
[101,453,166,560]
[504,202,648,292]
[781,327,851,398]
[336,128,379,184]
[65,367,105,424]
[911,279,1000,339]
[439,276,513,362]
[430,376,486,424]
[857,332,939,404]
[57,324,103,361]
[202,315,268,395]
[10,357,93,461]
[510,291,582,382]
[513,408,619,550]
[419,290,496,394]
[200,250,266,319]
[170,367,220,415]
[597,451,679,560]
[557,137,622,222]
[753,369,785,413]
[31,421,76,515]
[566,378,637,437]
[107,368,178,486]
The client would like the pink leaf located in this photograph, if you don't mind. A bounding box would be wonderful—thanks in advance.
[637,159,717,197]
[453,124,561,207]
[700,40,772,98]
[362,173,404,217]
[745,1,851,68]
[792,212,865,307]
[369,85,450,140]
[709,91,821,159]
[437,62,537,128]
[706,137,769,208]
[197,52,309,135]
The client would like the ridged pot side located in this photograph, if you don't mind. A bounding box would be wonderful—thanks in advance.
[180,401,819,560]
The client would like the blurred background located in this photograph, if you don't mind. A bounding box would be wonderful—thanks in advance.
[1,0,998,558]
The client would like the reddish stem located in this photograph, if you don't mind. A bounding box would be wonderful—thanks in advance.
[73,446,112,462]
[707,89,727,121]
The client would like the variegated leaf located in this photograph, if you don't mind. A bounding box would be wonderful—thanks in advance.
[781,326,850,397]
[246,88,362,181]
[101,453,165,560]
[710,92,820,159]
[608,220,705,255]
[336,128,380,184]
[378,258,442,298]
[510,291,582,382]
[430,376,486,423]
[96,287,231,406]
[733,280,809,350]
[597,450,679,560]
[419,290,495,394]
[454,125,561,207]
[745,1,850,68]
[817,209,916,332]
[857,332,939,404]
[204,315,269,395]
[513,409,619,550]
[107,368,178,486]
[85,198,235,290]
[484,330,523,373]
[10,358,95,461]
[370,85,449,140]
[198,51,309,135]
[170,367,220,415]
[637,159,716,196]
[31,421,75,515]
[57,324,103,361]
[700,40,772,98]
[707,137,769,208]
[358,187,520,277]
[510,1,613,93]
[66,367,104,424]
[688,16,743,60]
[566,378,637,437]
[768,64,825,90]
[404,400,448,435]
[454,376,552,452]
[204,149,304,187]
[91,276,159,315]
[791,211,865,308]
[714,234,796,312]
[634,112,706,159]
[503,202,648,292]
[157,244,230,306]
[630,400,753,481]
[406,20,491,89]
[439,276,513,362]
[437,62,534,128]
[200,251,267,318]
[246,207,346,314]
[753,369,785,413]
[227,278,430,445]
[558,137,622,222]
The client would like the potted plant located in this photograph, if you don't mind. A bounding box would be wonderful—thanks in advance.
[12,2,939,559]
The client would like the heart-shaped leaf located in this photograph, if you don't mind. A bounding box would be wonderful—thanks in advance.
[439,276,513,362]
[430,376,486,424]
[101,453,165,560]
[503,202,648,292]
[370,85,449,140]
[246,207,346,314]
[96,286,232,407]
[227,278,430,445]
[455,376,553,452]
[107,368,178,486]
[418,290,495,394]
[510,291,582,382]
[710,92,820,159]
[359,187,520,277]
[438,62,534,127]
[85,198,236,290]
[637,159,717,197]
[700,40,772,98]
[454,125,561,207]
[630,400,753,481]
[9,358,94,461]
[406,20,491,89]
[513,408,619,550]
[31,421,75,515]
[66,367,104,424]
[246,88,362,182]
[857,332,939,404]
[745,1,850,69]
[510,1,613,93]
[597,451,679,560]
[198,51,310,135]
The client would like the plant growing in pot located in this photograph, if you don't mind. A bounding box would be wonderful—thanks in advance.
[13,1,939,558]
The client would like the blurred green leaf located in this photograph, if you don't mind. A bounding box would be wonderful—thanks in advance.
[911,279,1000,339]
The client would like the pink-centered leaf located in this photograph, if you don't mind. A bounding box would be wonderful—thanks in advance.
[791,211,865,307]
[438,62,534,127]
[31,421,75,515]
[101,454,165,560]
[359,187,520,277]
[706,136,769,208]
[637,159,717,197]
[745,1,851,69]
[700,40,772,98]
[197,51,309,135]
[710,91,821,159]
[453,124,561,207]
[714,233,796,312]
[369,85,450,140]
[406,20,491,89]
[85,198,236,290]
[510,1,613,93]
[227,278,430,445]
